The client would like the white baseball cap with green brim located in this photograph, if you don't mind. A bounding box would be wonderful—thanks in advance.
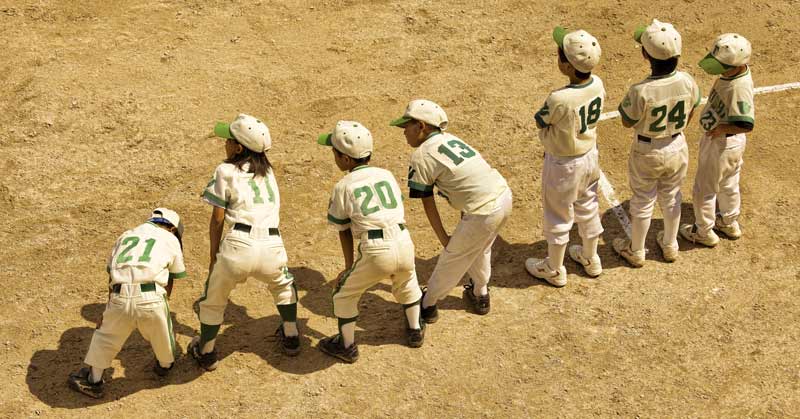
[634,19,682,60]
[698,33,752,75]
[214,113,272,152]
[553,26,601,73]
[317,120,373,159]
[389,99,449,130]
[149,207,184,239]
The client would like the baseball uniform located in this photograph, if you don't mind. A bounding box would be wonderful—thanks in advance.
[84,214,186,373]
[408,131,512,307]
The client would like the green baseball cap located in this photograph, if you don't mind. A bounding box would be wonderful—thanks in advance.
[698,33,752,75]
[553,26,568,48]
[214,122,234,139]
[389,116,414,127]
[317,132,333,146]
[698,53,734,75]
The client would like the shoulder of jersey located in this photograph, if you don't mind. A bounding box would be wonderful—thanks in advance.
[213,162,238,177]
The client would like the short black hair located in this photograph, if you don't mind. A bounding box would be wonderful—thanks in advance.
[558,48,591,80]
[333,148,371,165]
[643,49,678,76]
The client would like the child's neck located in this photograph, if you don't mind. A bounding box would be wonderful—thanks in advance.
[349,164,369,172]
[569,75,590,85]
[722,65,747,78]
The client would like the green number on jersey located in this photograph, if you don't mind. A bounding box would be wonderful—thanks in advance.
[437,139,476,166]
[248,178,275,205]
[115,237,158,264]
[700,111,717,131]
[649,101,687,132]
[578,97,602,134]
[354,181,399,216]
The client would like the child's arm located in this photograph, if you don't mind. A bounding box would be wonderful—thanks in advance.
[422,196,450,247]
[335,229,354,284]
[165,278,174,298]
[208,206,225,272]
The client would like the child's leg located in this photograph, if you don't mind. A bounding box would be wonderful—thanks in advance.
[574,158,603,259]
[136,291,176,368]
[197,252,241,354]
[628,143,660,255]
[392,233,424,329]
[465,189,512,296]
[717,141,746,226]
[541,157,580,268]
[692,135,724,237]
[657,138,689,249]
[84,294,135,381]
[332,245,378,347]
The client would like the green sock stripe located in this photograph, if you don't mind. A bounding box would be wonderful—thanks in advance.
[337,316,358,335]
[200,323,221,346]
[163,296,176,356]
[276,303,297,323]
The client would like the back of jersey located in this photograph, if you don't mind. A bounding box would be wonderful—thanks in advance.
[203,163,282,229]
[328,166,405,236]
[619,71,701,138]
[108,223,186,287]
[535,75,606,157]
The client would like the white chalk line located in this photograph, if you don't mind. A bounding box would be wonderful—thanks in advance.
[594,81,800,238]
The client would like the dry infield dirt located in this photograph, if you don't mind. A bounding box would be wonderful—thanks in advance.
[1,0,800,418]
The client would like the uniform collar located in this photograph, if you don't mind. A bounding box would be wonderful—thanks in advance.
[426,131,443,140]
[648,71,677,80]
[567,77,594,89]
[350,165,370,172]
[721,66,750,81]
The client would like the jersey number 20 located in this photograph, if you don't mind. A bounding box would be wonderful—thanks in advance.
[354,181,398,216]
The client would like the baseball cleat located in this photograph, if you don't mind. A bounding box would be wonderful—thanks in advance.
[679,224,720,247]
[188,336,219,371]
[525,257,567,287]
[714,217,742,240]
[406,322,425,348]
[275,325,301,357]
[153,360,174,377]
[420,288,439,324]
[567,245,602,277]
[318,334,359,363]
[612,238,645,267]
[656,231,679,262]
[67,367,104,399]
[462,280,490,315]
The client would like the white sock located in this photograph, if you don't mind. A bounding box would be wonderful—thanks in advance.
[341,322,356,348]
[631,217,651,253]
[473,284,488,297]
[404,304,421,330]
[282,322,298,337]
[662,213,680,249]
[582,235,599,259]
[547,243,567,270]
[158,360,172,369]
[202,339,216,354]
[422,292,435,309]
[90,366,103,384]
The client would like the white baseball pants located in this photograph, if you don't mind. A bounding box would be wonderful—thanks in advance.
[199,230,296,326]
[542,148,603,245]
[333,225,422,320]
[424,188,512,305]
[628,133,689,250]
[84,283,175,370]
[692,133,746,236]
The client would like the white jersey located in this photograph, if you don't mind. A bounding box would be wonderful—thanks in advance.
[618,71,702,138]
[327,166,406,237]
[107,222,186,288]
[202,162,281,229]
[534,75,606,157]
[408,132,508,215]
[698,66,755,133]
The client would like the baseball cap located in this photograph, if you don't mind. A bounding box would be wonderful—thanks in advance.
[389,99,449,130]
[149,207,184,239]
[214,114,272,152]
[553,27,601,73]
[634,19,681,60]
[698,33,752,75]
[317,121,373,159]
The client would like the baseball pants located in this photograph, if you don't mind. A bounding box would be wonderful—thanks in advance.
[199,229,297,326]
[424,187,512,305]
[333,225,422,320]
[692,133,746,235]
[542,147,603,245]
[84,283,175,370]
[628,133,689,250]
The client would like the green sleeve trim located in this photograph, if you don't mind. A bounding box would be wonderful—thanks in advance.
[694,89,702,107]
[726,115,755,124]
[169,271,187,279]
[202,190,227,208]
[408,180,434,192]
[618,104,638,125]
[534,113,547,129]
[327,213,351,225]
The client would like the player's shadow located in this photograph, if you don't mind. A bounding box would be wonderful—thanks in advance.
[27,303,202,408]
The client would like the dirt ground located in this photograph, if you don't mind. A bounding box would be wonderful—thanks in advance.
[2,0,799,417]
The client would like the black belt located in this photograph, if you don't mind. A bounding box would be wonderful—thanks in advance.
[638,133,680,143]
[233,223,280,236]
[111,283,156,293]
[367,224,406,239]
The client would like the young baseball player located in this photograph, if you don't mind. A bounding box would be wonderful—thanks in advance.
[67,208,186,399]
[612,20,702,266]
[189,114,300,371]
[525,27,605,286]
[316,121,424,363]
[680,34,754,245]
[390,99,512,322]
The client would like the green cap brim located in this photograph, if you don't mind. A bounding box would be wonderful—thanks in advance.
[214,122,233,139]
[317,133,333,146]
[389,116,413,127]
[633,26,646,43]
[553,26,568,49]
[698,53,732,75]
